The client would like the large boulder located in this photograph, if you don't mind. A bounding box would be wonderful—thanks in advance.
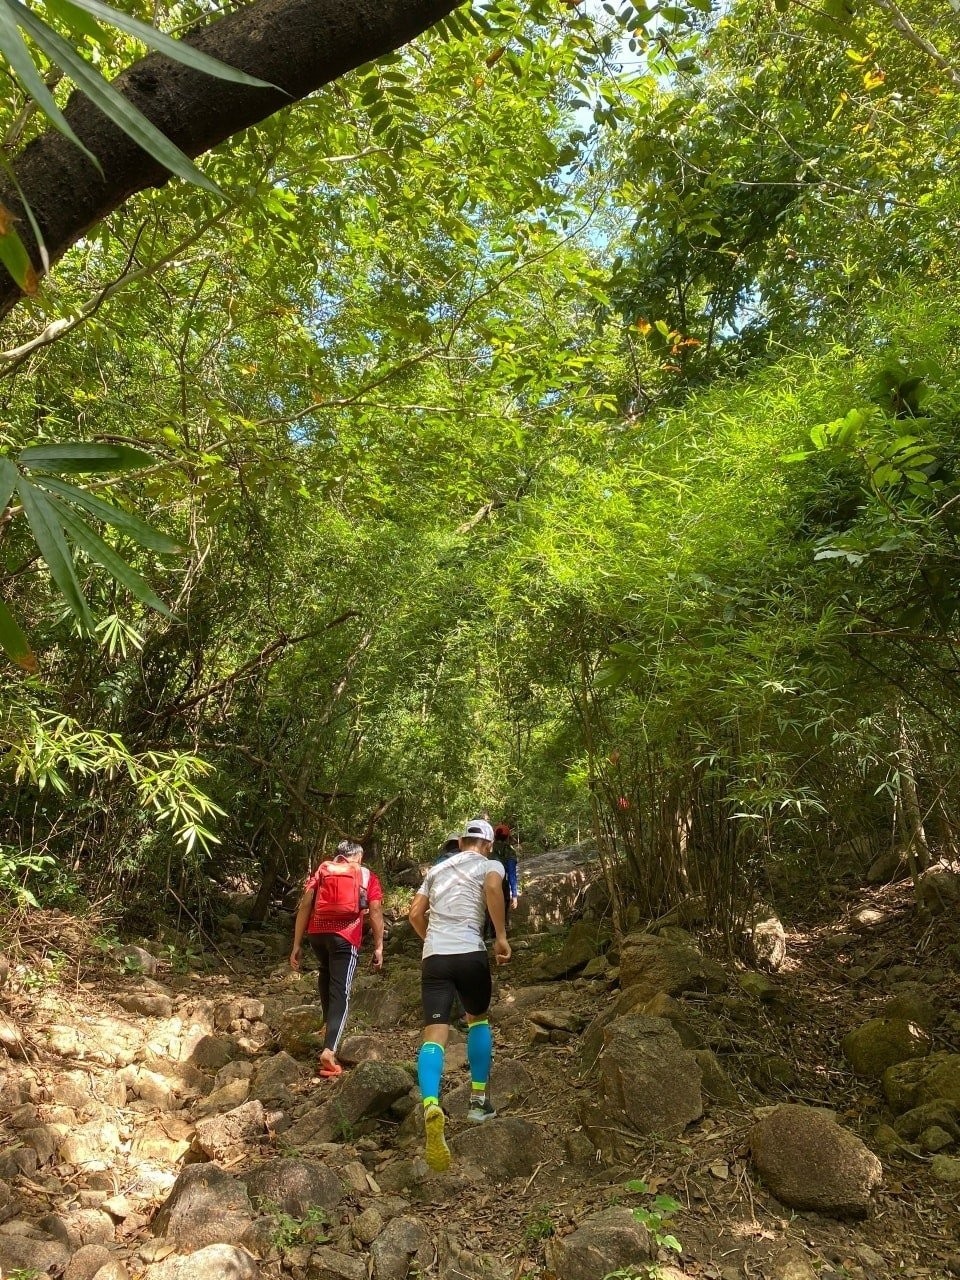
[749,1105,882,1217]
[441,1060,535,1121]
[579,1016,702,1159]
[893,1101,960,1143]
[617,933,725,1002]
[348,964,423,1029]
[841,1017,931,1079]
[0,1232,71,1277]
[915,861,960,915]
[438,1230,513,1280]
[152,1164,255,1249]
[192,1100,266,1161]
[242,1158,343,1218]
[743,911,787,972]
[545,1207,653,1280]
[917,1055,960,1108]
[249,1052,304,1103]
[284,1061,413,1147]
[509,845,603,932]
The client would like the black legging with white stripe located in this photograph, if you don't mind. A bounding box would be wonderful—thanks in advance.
[309,933,360,1052]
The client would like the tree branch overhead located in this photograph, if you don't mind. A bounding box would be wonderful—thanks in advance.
[0,0,461,315]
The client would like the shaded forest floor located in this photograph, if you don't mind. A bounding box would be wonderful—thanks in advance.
[1,875,959,1280]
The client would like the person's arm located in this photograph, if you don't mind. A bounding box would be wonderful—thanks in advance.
[368,899,385,970]
[484,871,511,964]
[408,892,430,940]
[290,890,313,969]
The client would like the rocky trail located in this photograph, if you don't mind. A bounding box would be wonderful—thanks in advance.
[1,850,960,1280]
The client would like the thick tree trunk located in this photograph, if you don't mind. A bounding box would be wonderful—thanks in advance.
[0,0,461,316]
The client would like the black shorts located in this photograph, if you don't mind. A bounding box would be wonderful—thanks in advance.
[421,950,492,1024]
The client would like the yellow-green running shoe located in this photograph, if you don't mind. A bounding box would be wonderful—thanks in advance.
[423,1102,451,1172]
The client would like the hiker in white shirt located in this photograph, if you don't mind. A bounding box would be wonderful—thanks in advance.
[408,818,511,1171]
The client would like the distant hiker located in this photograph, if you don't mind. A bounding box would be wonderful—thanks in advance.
[408,817,511,1171]
[290,839,384,1078]
[492,823,519,915]
[438,834,462,859]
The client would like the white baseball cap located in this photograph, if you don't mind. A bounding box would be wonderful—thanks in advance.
[462,818,494,843]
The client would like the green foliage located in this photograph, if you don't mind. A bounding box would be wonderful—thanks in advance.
[1,0,960,932]
[253,1200,330,1252]
[523,1206,556,1243]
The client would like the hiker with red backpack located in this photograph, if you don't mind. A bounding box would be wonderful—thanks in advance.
[289,839,384,1078]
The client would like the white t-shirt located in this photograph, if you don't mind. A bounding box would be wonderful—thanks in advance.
[417,852,505,958]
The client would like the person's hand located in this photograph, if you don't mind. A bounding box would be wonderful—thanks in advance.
[289,946,301,971]
[510,897,518,910]
[494,936,511,965]
[371,945,384,972]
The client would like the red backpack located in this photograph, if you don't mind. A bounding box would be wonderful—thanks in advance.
[307,859,369,933]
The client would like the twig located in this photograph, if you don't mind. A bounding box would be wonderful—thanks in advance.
[522,1160,546,1194]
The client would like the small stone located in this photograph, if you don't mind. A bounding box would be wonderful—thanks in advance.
[545,1207,653,1280]
[738,972,779,1002]
[116,992,173,1019]
[931,1154,960,1182]
[352,1206,384,1244]
[64,1243,116,1280]
[920,1125,954,1153]
[115,945,158,976]
[370,1215,433,1280]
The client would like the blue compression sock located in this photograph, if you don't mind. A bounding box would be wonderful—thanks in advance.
[467,1019,493,1094]
[417,1042,444,1107]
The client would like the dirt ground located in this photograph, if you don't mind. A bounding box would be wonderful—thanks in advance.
[1,878,959,1280]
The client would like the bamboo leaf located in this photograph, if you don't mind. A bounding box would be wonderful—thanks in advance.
[16,478,93,630]
[42,0,104,43]
[14,5,221,195]
[47,493,171,615]
[0,598,37,672]
[20,441,157,473]
[0,0,95,163]
[0,214,38,293]
[0,455,18,513]
[33,475,182,554]
[53,0,277,89]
